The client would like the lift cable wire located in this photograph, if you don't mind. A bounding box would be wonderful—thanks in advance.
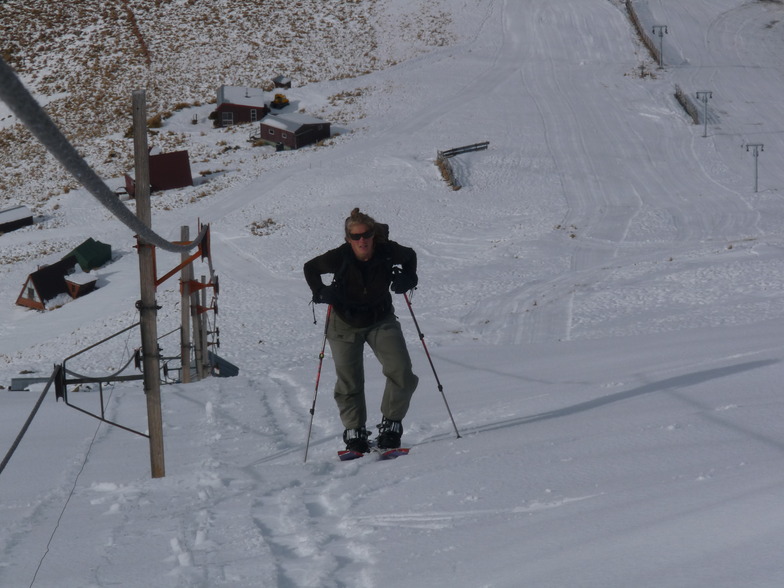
[0,56,206,253]
[63,350,138,382]
[29,387,113,588]
[0,370,58,478]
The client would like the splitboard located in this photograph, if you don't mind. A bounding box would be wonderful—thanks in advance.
[338,447,410,461]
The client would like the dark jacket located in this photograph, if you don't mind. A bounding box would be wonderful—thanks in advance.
[304,240,417,327]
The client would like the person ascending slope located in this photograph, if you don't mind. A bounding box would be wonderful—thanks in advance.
[304,208,419,453]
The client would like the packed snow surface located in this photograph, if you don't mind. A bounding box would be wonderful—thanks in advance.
[3,0,784,586]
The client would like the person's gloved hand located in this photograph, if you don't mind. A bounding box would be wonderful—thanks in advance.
[390,272,417,294]
[314,284,340,305]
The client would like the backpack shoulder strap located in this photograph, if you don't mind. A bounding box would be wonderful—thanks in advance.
[331,245,352,285]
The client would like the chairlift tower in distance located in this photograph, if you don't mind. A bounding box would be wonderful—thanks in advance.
[745,143,764,193]
[652,25,668,67]
[696,91,712,137]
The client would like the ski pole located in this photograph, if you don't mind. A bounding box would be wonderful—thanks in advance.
[304,304,332,462]
[403,292,461,439]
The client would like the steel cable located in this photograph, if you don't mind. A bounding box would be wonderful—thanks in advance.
[63,350,138,382]
[0,57,206,253]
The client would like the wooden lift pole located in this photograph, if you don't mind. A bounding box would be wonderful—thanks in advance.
[133,89,165,478]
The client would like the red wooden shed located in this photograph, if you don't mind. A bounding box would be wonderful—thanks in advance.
[125,149,193,197]
[213,85,269,127]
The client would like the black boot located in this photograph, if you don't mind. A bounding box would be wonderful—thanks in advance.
[343,427,370,453]
[376,418,403,449]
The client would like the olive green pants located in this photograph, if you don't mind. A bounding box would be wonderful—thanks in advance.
[327,311,418,430]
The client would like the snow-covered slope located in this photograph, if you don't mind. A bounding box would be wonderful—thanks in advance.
[3,1,784,586]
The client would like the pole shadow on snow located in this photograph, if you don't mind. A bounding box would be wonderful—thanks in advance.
[422,359,783,448]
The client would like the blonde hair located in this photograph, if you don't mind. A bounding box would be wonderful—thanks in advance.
[344,207,386,243]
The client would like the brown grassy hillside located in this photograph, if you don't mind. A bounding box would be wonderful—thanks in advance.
[0,0,452,205]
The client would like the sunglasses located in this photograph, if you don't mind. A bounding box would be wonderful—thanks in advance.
[348,230,375,241]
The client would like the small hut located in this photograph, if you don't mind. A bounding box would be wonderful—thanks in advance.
[272,75,292,89]
[0,205,33,234]
[125,150,193,197]
[67,238,112,271]
[16,256,78,311]
[65,271,98,299]
[213,85,269,127]
[259,113,331,150]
